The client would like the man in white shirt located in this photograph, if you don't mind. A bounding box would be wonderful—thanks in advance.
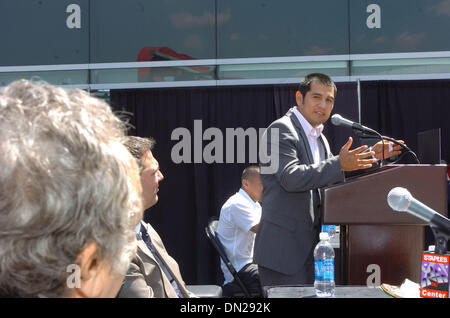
[216,165,263,297]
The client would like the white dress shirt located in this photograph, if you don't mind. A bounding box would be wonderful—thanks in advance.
[216,188,262,284]
[292,106,325,164]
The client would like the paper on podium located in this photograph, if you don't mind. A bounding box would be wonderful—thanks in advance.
[380,279,420,298]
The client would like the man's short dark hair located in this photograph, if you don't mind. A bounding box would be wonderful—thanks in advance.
[124,136,155,170]
[241,165,260,182]
[298,73,337,99]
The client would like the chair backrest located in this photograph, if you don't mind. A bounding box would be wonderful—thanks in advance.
[205,216,251,297]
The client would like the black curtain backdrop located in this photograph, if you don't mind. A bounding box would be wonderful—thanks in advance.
[110,79,448,286]
[361,79,450,165]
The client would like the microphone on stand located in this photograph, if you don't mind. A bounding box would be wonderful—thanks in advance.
[331,114,385,162]
[387,187,450,298]
[331,114,419,163]
[331,114,378,135]
[387,187,450,254]
[387,187,450,233]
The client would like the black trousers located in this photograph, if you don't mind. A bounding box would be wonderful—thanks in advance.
[222,263,262,297]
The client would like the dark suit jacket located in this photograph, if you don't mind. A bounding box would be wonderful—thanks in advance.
[117,221,196,298]
[254,108,345,275]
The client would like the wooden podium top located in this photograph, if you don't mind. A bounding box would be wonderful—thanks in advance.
[321,164,448,225]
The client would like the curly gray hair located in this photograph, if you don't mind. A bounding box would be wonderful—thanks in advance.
[0,80,142,297]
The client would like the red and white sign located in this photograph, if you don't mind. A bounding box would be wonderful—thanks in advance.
[420,288,448,298]
[422,253,450,264]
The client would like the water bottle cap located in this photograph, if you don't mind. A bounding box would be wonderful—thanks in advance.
[319,232,330,240]
[428,245,435,252]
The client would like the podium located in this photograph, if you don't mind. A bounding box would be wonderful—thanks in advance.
[321,164,448,285]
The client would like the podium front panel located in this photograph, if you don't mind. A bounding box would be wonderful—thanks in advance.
[346,225,424,285]
[321,165,448,225]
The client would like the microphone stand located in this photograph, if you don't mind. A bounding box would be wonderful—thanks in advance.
[430,226,450,255]
[353,128,385,166]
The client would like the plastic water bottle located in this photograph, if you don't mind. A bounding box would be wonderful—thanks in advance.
[321,224,336,238]
[314,232,335,297]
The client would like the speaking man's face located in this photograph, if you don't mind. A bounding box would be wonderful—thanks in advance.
[296,80,335,128]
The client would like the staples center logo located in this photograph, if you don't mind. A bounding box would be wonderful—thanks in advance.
[421,289,448,298]
[423,253,449,264]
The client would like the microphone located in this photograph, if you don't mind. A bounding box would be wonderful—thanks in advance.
[331,114,420,164]
[387,187,450,233]
[331,114,377,134]
[389,187,450,298]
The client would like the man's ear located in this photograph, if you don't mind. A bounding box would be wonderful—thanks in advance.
[295,91,303,106]
[67,241,102,298]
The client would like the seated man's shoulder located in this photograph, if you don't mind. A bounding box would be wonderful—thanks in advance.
[142,221,160,237]
[224,194,253,212]
[221,192,240,210]
[141,221,169,251]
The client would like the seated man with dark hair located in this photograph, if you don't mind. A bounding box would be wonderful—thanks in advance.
[118,136,196,298]
[0,80,142,298]
[216,165,263,297]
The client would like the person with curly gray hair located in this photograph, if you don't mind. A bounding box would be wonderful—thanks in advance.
[0,80,143,298]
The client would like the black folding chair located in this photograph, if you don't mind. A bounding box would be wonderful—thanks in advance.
[205,216,251,297]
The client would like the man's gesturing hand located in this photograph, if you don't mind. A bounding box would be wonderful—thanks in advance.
[339,137,377,172]
[371,139,405,160]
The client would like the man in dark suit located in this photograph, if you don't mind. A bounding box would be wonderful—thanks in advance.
[253,73,403,288]
[118,136,196,298]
